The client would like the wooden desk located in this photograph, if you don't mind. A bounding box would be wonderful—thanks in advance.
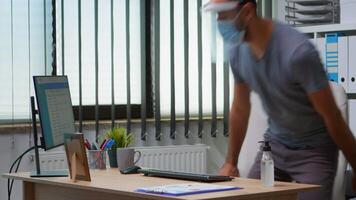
[3,169,319,200]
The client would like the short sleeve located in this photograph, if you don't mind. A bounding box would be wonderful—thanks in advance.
[291,42,329,93]
[229,46,245,84]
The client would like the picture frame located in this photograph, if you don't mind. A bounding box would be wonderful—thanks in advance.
[64,133,91,182]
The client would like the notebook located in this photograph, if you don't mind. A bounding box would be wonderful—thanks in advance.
[135,183,241,196]
[138,168,234,182]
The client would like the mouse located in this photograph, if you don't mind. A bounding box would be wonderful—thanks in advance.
[120,165,142,174]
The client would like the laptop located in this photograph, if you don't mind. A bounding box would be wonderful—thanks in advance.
[138,168,234,183]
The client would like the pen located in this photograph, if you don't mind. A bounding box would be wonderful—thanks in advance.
[84,142,91,150]
[100,139,109,151]
[84,139,91,150]
[99,139,107,150]
[105,139,115,150]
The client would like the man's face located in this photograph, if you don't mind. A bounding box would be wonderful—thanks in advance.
[210,0,246,31]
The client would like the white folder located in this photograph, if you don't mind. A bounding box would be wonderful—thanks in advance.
[349,100,356,137]
[338,36,349,93]
[349,36,356,93]
[316,38,326,70]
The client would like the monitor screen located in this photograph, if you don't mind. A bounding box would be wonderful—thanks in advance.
[33,76,76,150]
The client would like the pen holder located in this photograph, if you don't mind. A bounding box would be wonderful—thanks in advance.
[87,150,107,170]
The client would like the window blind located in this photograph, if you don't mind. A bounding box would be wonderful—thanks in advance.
[0,0,52,123]
[56,0,144,135]
[158,0,234,138]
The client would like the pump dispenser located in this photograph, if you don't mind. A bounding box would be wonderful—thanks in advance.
[258,141,274,187]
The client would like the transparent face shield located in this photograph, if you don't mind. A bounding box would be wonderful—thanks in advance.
[200,1,239,23]
[201,1,239,13]
[201,1,245,61]
[201,1,242,38]
[200,2,241,63]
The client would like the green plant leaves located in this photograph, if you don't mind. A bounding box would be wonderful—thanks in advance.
[105,126,134,149]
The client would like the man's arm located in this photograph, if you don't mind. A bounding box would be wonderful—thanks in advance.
[308,85,356,189]
[219,83,251,176]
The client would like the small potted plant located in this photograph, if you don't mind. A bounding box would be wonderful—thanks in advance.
[106,126,134,168]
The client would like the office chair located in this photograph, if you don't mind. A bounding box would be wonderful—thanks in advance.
[329,81,348,200]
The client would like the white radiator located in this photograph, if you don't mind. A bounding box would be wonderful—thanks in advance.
[135,144,208,173]
[33,144,209,173]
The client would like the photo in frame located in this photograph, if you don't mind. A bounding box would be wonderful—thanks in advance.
[64,133,91,182]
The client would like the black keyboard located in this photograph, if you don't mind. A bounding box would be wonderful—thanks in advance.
[138,169,234,182]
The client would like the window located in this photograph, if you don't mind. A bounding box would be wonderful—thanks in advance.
[0,0,275,140]
[0,0,53,124]
[55,0,148,123]
[158,0,234,118]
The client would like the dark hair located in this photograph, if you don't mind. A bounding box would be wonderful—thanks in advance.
[238,0,257,7]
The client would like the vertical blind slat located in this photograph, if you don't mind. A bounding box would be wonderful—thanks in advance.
[170,0,176,139]
[183,0,189,139]
[197,0,203,138]
[211,14,217,138]
[111,0,115,129]
[126,0,131,133]
[211,66,217,137]
[78,0,83,133]
[43,0,47,75]
[94,0,99,137]
[28,0,31,124]
[51,0,56,75]
[140,0,147,141]
[223,47,230,137]
[154,0,161,141]
[11,0,14,122]
[61,0,64,75]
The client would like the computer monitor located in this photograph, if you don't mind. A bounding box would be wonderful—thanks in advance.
[33,76,76,150]
[30,76,75,177]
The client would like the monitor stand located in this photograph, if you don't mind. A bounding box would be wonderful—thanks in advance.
[30,96,68,178]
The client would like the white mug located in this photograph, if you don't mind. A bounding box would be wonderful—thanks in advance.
[116,148,141,170]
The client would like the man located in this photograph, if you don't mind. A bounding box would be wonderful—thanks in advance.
[203,0,356,199]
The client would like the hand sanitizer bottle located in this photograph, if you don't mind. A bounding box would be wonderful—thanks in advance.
[259,141,274,187]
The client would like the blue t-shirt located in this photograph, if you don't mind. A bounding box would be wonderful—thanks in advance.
[230,22,333,148]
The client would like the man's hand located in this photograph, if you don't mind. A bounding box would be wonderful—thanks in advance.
[219,84,250,178]
[219,163,240,177]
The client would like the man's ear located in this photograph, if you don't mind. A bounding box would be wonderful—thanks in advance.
[243,3,256,24]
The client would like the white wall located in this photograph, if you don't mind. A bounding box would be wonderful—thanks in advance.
[276,0,286,22]
[0,132,35,200]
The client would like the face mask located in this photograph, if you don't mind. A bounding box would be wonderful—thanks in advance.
[217,16,245,45]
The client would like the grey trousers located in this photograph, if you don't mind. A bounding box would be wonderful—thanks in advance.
[248,136,338,200]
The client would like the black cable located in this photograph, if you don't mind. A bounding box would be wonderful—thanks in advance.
[8,156,22,199]
[8,147,34,199]
[8,154,22,199]
[7,146,35,200]
[8,147,33,196]
[8,152,25,199]
[7,159,20,199]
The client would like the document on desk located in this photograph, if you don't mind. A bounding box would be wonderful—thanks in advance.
[136,183,241,196]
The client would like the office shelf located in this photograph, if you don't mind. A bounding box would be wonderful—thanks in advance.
[286,0,334,6]
[286,6,333,15]
[286,9,332,15]
[298,23,356,34]
[286,15,333,24]
[285,0,339,26]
